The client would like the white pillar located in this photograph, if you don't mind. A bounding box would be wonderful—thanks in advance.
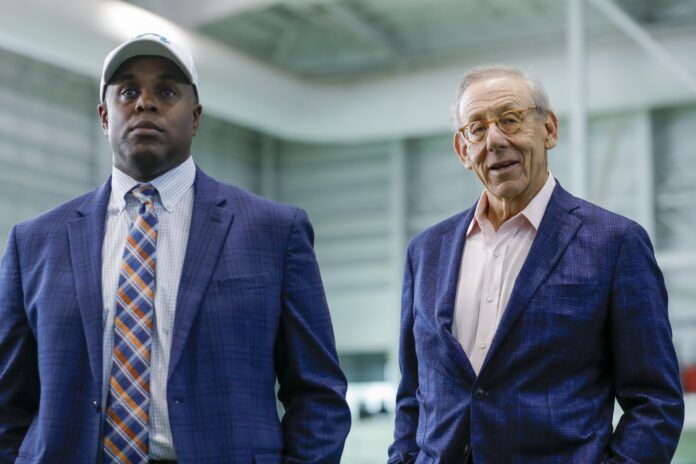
[387,139,407,384]
[635,111,656,239]
[568,0,588,199]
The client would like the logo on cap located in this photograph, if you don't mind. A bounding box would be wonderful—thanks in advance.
[134,33,170,44]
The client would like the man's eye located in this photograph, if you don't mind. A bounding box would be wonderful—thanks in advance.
[469,124,486,135]
[500,114,521,125]
[160,87,176,97]
[121,88,138,97]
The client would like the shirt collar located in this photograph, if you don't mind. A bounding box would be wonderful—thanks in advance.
[467,172,556,237]
[110,156,196,212]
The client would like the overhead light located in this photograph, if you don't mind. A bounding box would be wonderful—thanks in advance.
[97,1,193,51]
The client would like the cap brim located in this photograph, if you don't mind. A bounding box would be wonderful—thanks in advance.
[101,39,195,101]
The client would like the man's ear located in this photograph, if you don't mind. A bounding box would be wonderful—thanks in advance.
[98,103,108,137]
[544,109,559,149]
[453,131,472,170]
[192,103,203,136]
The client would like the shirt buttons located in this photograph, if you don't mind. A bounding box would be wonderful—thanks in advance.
[479,342,487,349]
[486,296,494,303]
[493,250,500,257]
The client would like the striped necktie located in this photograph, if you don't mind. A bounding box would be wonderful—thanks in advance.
[104,184,158,464]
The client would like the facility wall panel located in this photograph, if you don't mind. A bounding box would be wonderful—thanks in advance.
[405,134,482,238]
[587,112,644,223]
[192,115,262,193]
[653,105,696,253]
[539,113,644,225]
[652,105,696,368]
[276,140,393,353]
[0,48,104,246]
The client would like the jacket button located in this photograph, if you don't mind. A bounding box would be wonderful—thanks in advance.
[92,401,101,413]
[473,388,486,400]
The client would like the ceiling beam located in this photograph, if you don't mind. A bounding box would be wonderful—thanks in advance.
[187,0,282,27]
[272,22,303,63]
[588,0,696,94]
[129,0,284,28]
[329,2,405,56]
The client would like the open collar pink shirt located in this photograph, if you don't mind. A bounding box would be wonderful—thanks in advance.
[452,173,556,374]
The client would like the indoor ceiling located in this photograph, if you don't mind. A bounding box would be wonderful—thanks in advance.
[3,0,695,141]
[127,0,696,80]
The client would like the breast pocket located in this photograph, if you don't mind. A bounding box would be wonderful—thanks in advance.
[533,282,602,320]
[206,272,278,321]
[211,272,273,291]
[521,282,607,362]
[202,272,280,368]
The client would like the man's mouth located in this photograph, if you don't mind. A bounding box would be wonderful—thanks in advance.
[130,121,163,132]
[489,160,518,171]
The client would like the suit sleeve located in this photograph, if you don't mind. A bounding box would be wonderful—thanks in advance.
[387,246,420,464]
[274,208,351,464]
[604,222,684,463]
[0,226,39,463]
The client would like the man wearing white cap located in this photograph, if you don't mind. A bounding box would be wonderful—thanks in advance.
[0,34,351,464]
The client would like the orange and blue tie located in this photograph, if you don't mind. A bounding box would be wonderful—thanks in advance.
[104,184,158,464]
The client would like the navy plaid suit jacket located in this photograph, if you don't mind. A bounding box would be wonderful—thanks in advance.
[0,167,350,463]
[388,182,684,464]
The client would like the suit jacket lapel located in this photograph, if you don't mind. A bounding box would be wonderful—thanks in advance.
[168,168,235,378]
[435,206,478,382]
[480,184,582,373]
[68,180,111,391]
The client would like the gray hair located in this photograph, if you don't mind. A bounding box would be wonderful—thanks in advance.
[451,64,550,130]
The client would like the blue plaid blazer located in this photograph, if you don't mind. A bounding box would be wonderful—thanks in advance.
[0,168,350,464]
[388,182,684,464]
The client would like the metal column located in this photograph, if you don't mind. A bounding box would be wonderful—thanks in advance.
[387,139,407,384]
[635,111,656,239]
[568,0,588,199]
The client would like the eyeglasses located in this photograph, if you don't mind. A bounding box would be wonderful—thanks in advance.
[458,107,539,143]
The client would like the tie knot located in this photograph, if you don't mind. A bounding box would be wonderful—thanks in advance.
[131,183,158,205]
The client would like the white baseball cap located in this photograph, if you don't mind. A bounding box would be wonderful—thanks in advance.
[100,33,199,102]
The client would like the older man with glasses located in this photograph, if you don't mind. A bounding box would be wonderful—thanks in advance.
[388,65,684,464]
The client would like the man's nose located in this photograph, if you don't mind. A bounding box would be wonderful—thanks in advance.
[486,122,508,152]
[135,90,157,113]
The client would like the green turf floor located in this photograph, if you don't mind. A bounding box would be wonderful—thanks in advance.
[675,430,696,464]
